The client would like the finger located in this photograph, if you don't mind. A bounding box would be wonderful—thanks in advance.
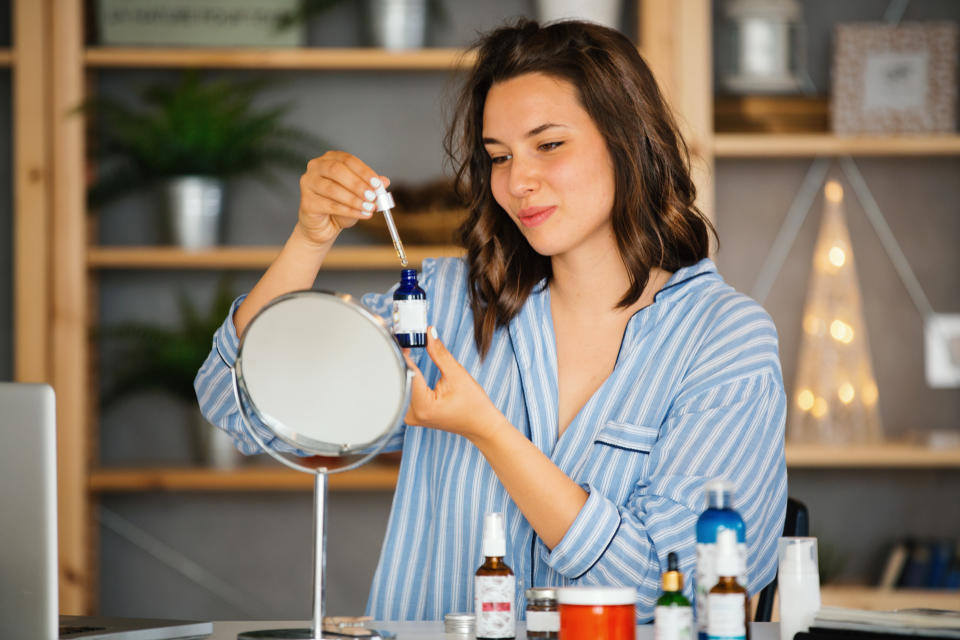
[424,326,459,376]
[402,351,434,425]
[300,193,372,222]
[313,176,377,217]
[337,153,388,194]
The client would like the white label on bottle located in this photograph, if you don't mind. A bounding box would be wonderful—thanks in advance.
[526,610,559,633]
[696,542,748,635]
[706,593,746,640]
[654,604,693,640]
[474,575,515,638]
[392,299,427,334]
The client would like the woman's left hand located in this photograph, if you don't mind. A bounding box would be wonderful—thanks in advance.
[403,327,500,441]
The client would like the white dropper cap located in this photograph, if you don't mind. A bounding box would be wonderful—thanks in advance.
[715,528,743,578]
[372,179,395,212]
[482,512,506,558]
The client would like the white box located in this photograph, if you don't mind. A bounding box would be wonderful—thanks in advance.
[96,0,306,48]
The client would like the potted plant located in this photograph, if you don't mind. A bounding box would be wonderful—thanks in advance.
[86,72,322,249]
[101,278,242,467]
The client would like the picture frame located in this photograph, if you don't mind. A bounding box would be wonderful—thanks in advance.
[831,22,958,135]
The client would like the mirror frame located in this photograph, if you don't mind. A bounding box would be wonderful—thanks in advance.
[232,290,412,473]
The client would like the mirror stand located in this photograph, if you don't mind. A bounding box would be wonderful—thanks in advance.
[232,373,390,640]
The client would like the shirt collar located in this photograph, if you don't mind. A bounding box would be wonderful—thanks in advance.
[654,257,718,303]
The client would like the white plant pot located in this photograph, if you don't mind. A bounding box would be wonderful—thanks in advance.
[535,0,623,29]
[164,176,224,250]
[191,409,243,469]
[369,0,428,50]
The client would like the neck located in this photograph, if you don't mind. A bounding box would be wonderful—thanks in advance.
[550,246,668,317]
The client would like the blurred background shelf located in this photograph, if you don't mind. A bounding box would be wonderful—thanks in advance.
[87,245,464,270]
[89,443,960,495]
[84,47,476,70]
[820,585,960,610]
[713,134,960,157]
[89,464,399,492]
[785,443,960,468]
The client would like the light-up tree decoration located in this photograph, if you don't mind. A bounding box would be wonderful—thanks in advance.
[789,180,883,443]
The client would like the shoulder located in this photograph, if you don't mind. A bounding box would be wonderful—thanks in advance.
[658,259,782,389]
[420,256,469,292]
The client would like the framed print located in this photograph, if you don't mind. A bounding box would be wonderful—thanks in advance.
[831,22,957,134]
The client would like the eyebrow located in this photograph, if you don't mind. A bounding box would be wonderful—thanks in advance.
[482,122,568,145]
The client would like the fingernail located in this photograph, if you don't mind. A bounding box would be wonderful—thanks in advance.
[429,326,439,340]
[364,190,376,201]
[370,177,382,188]
[362,201,375,212]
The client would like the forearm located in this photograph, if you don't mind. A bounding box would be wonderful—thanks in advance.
[469,413,588,550]
[234,223,334,336]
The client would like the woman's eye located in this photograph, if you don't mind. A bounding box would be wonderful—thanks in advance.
[538,141,563,152]
[489,154,511,165]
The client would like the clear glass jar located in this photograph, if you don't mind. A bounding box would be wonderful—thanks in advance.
[525,587,559,639]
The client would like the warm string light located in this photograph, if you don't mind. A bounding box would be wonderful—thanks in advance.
[789,179,882,442]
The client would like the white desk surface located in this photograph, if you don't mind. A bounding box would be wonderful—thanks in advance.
[207,620,780,640]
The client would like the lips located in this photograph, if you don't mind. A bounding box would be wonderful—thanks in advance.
[517,205,556,228]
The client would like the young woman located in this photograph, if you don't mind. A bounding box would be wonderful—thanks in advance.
[195,19,787,622]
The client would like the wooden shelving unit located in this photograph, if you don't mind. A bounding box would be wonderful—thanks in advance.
[10,0,955,615]
[714,133,960,157]
[85,47,476,70]
[87,244,463,270]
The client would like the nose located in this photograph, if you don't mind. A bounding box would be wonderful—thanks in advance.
[507,153,538,197]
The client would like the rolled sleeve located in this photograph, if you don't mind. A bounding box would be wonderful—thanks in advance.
[543,483,621,578]
[195,294,310,456]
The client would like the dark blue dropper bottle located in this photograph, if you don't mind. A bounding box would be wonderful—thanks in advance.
[392,269,427,348]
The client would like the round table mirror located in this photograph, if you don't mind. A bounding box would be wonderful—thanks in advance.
[230,290,411,639]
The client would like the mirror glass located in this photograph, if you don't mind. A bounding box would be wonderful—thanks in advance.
[235,291,409,466]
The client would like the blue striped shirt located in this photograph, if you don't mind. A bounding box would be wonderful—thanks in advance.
[195,256,787,622]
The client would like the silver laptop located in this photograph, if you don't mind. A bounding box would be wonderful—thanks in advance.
[0,382,213,639]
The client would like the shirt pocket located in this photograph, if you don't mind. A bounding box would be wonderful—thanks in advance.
[586,421,660,500]
[593,420,660,452]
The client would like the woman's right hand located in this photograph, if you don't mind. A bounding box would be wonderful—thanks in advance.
[296,150,391,247]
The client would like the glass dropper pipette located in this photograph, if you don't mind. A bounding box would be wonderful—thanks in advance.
[372,179,408,267]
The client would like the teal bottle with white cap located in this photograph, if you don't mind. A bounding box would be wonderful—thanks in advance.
[695,480,746,640]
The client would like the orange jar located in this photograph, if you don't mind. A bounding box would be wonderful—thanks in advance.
[556,586,637,640]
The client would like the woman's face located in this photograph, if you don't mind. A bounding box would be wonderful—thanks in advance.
[482,72,616,259]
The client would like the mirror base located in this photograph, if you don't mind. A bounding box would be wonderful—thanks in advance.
[238,628,393,639]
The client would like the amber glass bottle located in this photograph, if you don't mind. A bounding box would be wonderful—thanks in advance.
[706,529,749,640]
[474,512,516,639]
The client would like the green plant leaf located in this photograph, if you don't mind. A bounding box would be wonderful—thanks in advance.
[83,72,325,204]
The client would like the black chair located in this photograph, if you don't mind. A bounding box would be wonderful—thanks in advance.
[755,497,810,622]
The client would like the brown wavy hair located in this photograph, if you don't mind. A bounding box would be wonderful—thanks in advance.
[444,19,714,357]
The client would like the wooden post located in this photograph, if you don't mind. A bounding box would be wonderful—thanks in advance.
[640,0,715,226]
[49,0,93,614]
[12,0,51,383]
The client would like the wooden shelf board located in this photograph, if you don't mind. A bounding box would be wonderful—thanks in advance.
[0,49,12,66]
[820,585,960,610]
[84,47,476,70]
[786,443,960,468]
[88,444,960,494]
[89,464,399,492]
[87,245,463,270]
[714,133,960,157]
